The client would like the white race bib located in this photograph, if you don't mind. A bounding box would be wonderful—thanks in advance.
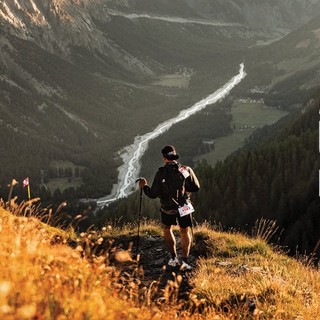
[178,166,190,178]
[178,202,194,217]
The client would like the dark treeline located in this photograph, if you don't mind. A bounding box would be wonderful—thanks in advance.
[0,128,118,203]
[194,96,320,258]
[95,95,320,260]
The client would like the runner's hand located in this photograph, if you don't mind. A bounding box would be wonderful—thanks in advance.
[139,178,147,188]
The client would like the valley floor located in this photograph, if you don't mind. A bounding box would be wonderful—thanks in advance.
[195,102,288,166]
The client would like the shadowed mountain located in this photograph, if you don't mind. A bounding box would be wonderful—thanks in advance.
[241,14,320,108]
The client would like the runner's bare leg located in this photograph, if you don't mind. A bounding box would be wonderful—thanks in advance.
[163,225,177,257]
[180,227,191,260]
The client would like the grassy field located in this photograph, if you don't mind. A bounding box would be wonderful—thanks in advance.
[46,160,84,192]
[152,73,191,88]
[195,101,288,166]
[45,178,83,193]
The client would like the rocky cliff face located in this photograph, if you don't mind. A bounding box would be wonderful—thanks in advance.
[2,0,320,59]
[0,0,108,52]
[0,0,153,74]
[1,0,320,74]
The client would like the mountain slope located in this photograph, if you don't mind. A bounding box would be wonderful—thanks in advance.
[1,205,320,319]
[106,0,320,30]
[242,14,320,108]
[193,95,320,257]
[1,0,320,198]
[0,0,250,195]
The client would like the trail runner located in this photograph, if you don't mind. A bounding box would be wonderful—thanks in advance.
[139,145,200,270]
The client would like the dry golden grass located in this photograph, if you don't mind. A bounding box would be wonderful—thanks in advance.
[191,224,320,319]
[0,202,205,319]
[1,200,319,319]
[0,207,116,319]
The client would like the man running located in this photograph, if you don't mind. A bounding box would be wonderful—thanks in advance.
[139,145,200,270]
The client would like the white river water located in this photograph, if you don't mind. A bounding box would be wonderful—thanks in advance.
[96,63,246,206]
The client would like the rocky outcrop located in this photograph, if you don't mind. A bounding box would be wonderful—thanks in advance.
[1,0,319,74]
[0,0,153,74]
[1,1,109,46]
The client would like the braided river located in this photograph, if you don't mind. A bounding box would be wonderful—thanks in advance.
[97,63,246,206]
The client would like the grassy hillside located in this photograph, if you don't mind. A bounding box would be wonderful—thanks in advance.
[1,202,320,319]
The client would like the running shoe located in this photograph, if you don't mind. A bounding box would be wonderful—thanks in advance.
[180,261,192,271]
[167,257,180,267]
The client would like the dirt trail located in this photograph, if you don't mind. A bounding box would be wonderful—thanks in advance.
[111,234,199,300]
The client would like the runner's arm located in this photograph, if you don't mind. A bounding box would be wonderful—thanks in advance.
[143,171,162,199]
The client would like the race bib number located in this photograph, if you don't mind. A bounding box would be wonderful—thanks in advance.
[178,202,194,217]
[178,166,190,179]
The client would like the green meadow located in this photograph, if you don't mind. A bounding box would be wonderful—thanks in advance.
[195,101,288,165]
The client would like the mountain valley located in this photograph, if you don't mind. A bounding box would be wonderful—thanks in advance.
[0,0,319,200]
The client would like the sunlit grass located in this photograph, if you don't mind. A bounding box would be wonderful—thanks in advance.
[0,207,119,319]
[1,200,319,319]
[110,219,163,237]
[191,224,320,318]
[0,202,201,319]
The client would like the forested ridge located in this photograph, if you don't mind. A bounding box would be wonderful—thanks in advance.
[193,96,320,257]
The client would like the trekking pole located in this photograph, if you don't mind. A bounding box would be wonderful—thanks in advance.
[135,179,143,259]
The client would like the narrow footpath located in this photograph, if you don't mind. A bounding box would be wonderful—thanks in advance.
[110,233,201,302]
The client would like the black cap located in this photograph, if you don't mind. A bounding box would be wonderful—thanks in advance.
[162,145,179,160]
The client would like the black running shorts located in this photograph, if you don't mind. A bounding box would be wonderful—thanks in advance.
[160,209,192,228]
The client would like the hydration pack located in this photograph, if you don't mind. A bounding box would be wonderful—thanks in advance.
[158,163,189,210]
